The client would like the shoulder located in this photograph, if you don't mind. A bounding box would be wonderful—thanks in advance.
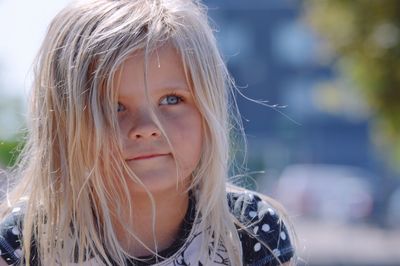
[0,206,24,265]
[227,188,295,266]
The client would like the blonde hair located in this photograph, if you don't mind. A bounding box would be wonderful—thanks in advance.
[2,0,296,265]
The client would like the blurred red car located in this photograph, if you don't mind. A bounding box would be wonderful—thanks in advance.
[273,164,374,223]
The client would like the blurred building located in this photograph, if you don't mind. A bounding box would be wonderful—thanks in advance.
[203,0,396,225]
[204,2,400,265]
[205,0,371,166]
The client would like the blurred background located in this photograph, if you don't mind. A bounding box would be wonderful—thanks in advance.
[1,0,400,265]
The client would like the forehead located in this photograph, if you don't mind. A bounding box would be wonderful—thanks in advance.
[115,44,190,96]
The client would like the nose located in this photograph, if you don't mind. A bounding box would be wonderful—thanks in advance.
[127,111,162,140]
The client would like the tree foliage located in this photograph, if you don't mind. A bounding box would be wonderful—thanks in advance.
[304,0,400,170]
[0,140,20,168]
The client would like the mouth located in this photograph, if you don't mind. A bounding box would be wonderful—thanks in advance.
[128,153,170,161]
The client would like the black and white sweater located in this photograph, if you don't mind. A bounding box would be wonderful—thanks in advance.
[0,191,294,265]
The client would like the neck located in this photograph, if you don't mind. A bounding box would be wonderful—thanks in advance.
[113,185,190,257]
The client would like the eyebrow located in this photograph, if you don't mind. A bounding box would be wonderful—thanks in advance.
[118,84,191,99]
[153,84,191,93]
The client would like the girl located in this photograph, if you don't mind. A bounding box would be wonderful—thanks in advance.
[0,0,296,265]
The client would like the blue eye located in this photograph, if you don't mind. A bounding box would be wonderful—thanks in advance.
[160,94,183,105]
[117,102,126,112]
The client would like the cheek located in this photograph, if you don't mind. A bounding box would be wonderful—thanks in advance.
[117,115,131,136]
[164,110,203,167]
[163,108,202,136]
[176,111,202,142]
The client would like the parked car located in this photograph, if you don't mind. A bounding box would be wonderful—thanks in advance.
[386,186,400,229]
[273,164,374,223]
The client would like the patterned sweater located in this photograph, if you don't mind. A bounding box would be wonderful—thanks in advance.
[0,191,294,265]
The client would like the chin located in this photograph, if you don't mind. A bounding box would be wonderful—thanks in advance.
[124,170,189,194]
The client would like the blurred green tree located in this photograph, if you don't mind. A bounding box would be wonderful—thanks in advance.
[0,94,25,168]
[304,0,400,172]
[0,140,21,168]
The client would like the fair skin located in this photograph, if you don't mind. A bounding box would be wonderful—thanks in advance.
[113,44,203,256]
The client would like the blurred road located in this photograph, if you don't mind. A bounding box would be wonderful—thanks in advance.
[295,219,400,266]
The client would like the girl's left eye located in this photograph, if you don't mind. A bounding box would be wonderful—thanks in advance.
[160,94,183,105]
[117,102,126,112]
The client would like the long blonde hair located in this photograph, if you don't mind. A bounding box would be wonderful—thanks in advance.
[2,0,296,265]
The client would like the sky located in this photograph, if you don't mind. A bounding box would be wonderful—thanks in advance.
[0,0,72,138]
[0,0,72,98]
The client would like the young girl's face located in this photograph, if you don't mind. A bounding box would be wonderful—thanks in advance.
[115,44,203,193]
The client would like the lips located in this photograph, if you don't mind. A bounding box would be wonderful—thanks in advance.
[128,153,170,161]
